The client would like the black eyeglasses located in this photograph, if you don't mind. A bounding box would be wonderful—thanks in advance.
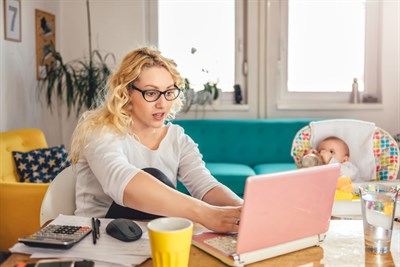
[129,84,182,102]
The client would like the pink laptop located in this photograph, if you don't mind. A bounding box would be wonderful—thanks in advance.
[192,164,340,266]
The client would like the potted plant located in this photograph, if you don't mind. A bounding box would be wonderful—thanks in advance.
[39,0,115,116]
[182,79,221,112]
[180,47,223,112]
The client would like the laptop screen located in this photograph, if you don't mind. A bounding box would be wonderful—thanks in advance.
[236,164,340,254]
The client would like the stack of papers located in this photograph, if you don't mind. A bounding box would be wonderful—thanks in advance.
[10,215,152,266]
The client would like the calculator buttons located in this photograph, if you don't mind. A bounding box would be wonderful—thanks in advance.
[18,224,92,249]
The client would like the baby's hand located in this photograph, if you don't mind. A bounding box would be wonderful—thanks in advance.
[319,150,332,164]
[308,149,319,155]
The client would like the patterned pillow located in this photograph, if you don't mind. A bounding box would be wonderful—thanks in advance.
[13,145,71,183]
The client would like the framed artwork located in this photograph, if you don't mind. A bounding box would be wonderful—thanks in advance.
[35,9,56,80]
[3,0,21,42]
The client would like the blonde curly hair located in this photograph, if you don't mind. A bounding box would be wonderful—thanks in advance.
[69,47,185,163]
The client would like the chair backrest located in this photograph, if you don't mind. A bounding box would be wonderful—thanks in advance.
[291,123,400,181]
[0,128,48,182]
[40,166,76,226]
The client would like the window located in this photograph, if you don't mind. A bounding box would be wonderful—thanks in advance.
[151,0,247,104]
[275,0,381,104]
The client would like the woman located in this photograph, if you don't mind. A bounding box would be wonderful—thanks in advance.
[70,47,242,232]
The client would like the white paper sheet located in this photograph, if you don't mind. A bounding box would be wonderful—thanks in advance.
[9,215,151,266]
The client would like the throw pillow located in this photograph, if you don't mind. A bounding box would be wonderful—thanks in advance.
[13,145,70,183]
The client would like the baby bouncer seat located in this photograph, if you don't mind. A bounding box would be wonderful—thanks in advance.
[291,119,399,182]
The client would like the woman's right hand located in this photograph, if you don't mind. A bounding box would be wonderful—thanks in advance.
[199,205,242,233]
[123,171,243,232]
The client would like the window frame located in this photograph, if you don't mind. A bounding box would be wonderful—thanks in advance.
[275,0,382,106]
[146,0,248,105]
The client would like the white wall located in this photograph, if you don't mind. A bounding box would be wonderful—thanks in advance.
[0,1,62,145]
[0,0,147,148]
[1,0,399,149]
[57,0,149,148]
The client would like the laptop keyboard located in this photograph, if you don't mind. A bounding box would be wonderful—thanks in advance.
[204,234,238,255]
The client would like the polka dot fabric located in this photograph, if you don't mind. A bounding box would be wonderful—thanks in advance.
[291,126,312,169]
[374,128,399,181]
[291,126,399,181]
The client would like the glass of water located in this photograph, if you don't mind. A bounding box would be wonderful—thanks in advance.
[359,184,399,254]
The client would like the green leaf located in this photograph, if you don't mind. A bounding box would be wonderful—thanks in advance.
[38,44,114,117]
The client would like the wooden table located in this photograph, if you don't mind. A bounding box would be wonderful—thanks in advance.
[2,220,399,267]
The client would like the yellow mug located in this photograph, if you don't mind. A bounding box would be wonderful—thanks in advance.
[147,217,193,267]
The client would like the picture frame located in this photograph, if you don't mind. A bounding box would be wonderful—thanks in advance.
[35,9,56,80]
[3,0,21,42]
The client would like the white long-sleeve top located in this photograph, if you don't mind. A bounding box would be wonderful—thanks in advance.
[74,123,221,218]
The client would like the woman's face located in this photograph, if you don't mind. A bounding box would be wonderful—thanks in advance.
[129,66,175,130]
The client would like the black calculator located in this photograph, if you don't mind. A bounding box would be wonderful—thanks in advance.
[18,224,92,249]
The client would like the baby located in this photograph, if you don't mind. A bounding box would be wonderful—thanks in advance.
[302,136,360,182]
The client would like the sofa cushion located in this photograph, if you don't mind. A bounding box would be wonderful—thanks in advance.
[253,163,297,175]
[0,128,48,183]
[206,163,255,196]
[177,163,255,197]
[12,145,70,183]
[175,119,314,166]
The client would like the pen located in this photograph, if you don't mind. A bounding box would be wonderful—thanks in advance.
[91,217,97,245]
[96,218,101,238]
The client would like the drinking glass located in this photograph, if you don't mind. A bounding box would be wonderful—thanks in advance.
[359,184,399,254]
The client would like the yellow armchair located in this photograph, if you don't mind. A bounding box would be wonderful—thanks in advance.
[0,128,50,251]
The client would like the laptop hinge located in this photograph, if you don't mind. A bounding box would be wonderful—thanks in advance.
[318,233,327,243]
[232,253,245,265]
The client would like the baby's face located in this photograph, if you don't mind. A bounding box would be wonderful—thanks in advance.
[318,139,349,163]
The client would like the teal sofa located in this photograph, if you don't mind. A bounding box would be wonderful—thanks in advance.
[174,119,315,197]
